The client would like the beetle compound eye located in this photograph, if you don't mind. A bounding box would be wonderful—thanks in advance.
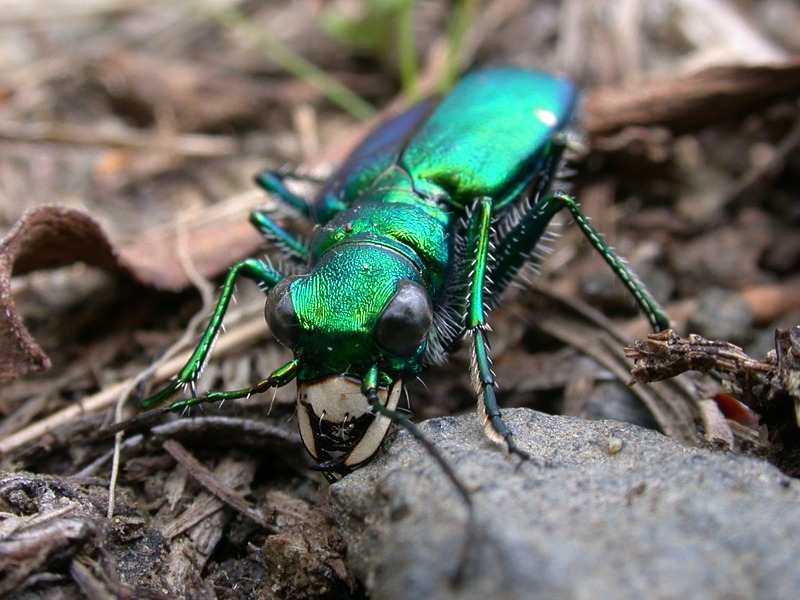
[264,277,301,349]
[374,280,433,356]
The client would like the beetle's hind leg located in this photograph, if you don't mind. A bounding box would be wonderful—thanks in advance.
[254,169,315,217]
[252,169,316,265]
[463,197,531,460]
[249,210,310,264]
[140,258,285,409]
[492,190,669,332]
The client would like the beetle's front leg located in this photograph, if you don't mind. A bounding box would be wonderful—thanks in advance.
[167,358,299,412]
[361,365,475,516]
[103,359,299,438]
[141,258,285,409]
[464,197,530,460]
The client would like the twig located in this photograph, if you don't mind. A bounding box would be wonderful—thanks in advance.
[626,327,800,424]
[0,120,237,156]
[0,312,266,456]
[162,439,276,532]
[698,399,734,450]
[727,101,800,206]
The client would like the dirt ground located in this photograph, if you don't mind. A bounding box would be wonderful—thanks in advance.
[1,1,799,598]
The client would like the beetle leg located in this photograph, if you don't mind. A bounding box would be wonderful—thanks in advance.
[465,197,531,460]
[492,190,669,332]
[253,169,313,217]
[140,258,285,409]
[167,358,299,411]
[104,359,300,437]
[249,209,310,264]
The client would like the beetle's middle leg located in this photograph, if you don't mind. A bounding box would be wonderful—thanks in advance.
[464,197,531,460]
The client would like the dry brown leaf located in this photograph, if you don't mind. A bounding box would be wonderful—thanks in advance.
[0,206,121,383]
[0,204,265,383]
[116,214,263,291]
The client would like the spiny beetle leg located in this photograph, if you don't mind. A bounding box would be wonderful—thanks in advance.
[166,358,299,413]
[253,169,312,218]
[140,258,285,410]
[249,209,310,264]
[139,381,183,412]
[493,190,669,332]
[545,191,669,331]
[464,198,530,460]
[471,328,530,460]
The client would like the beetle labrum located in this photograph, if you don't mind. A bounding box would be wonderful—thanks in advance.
[138,67,668,480]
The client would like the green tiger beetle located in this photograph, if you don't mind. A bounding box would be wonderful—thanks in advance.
[133,66,668,485]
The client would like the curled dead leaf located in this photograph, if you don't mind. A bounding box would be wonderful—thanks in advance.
[0,206,121,383]
[0,203,264,384]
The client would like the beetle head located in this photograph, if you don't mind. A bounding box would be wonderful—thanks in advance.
[263,243,433,471]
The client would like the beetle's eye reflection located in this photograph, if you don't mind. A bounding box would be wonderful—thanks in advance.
[374,280,432,356]
[265,277,301,349]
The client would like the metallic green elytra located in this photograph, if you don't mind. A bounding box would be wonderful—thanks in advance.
[138,67,669,479]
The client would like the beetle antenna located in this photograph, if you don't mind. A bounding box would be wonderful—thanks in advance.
[366,389,476,588]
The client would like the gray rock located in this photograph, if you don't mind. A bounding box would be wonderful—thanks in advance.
[329,408,800,600]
